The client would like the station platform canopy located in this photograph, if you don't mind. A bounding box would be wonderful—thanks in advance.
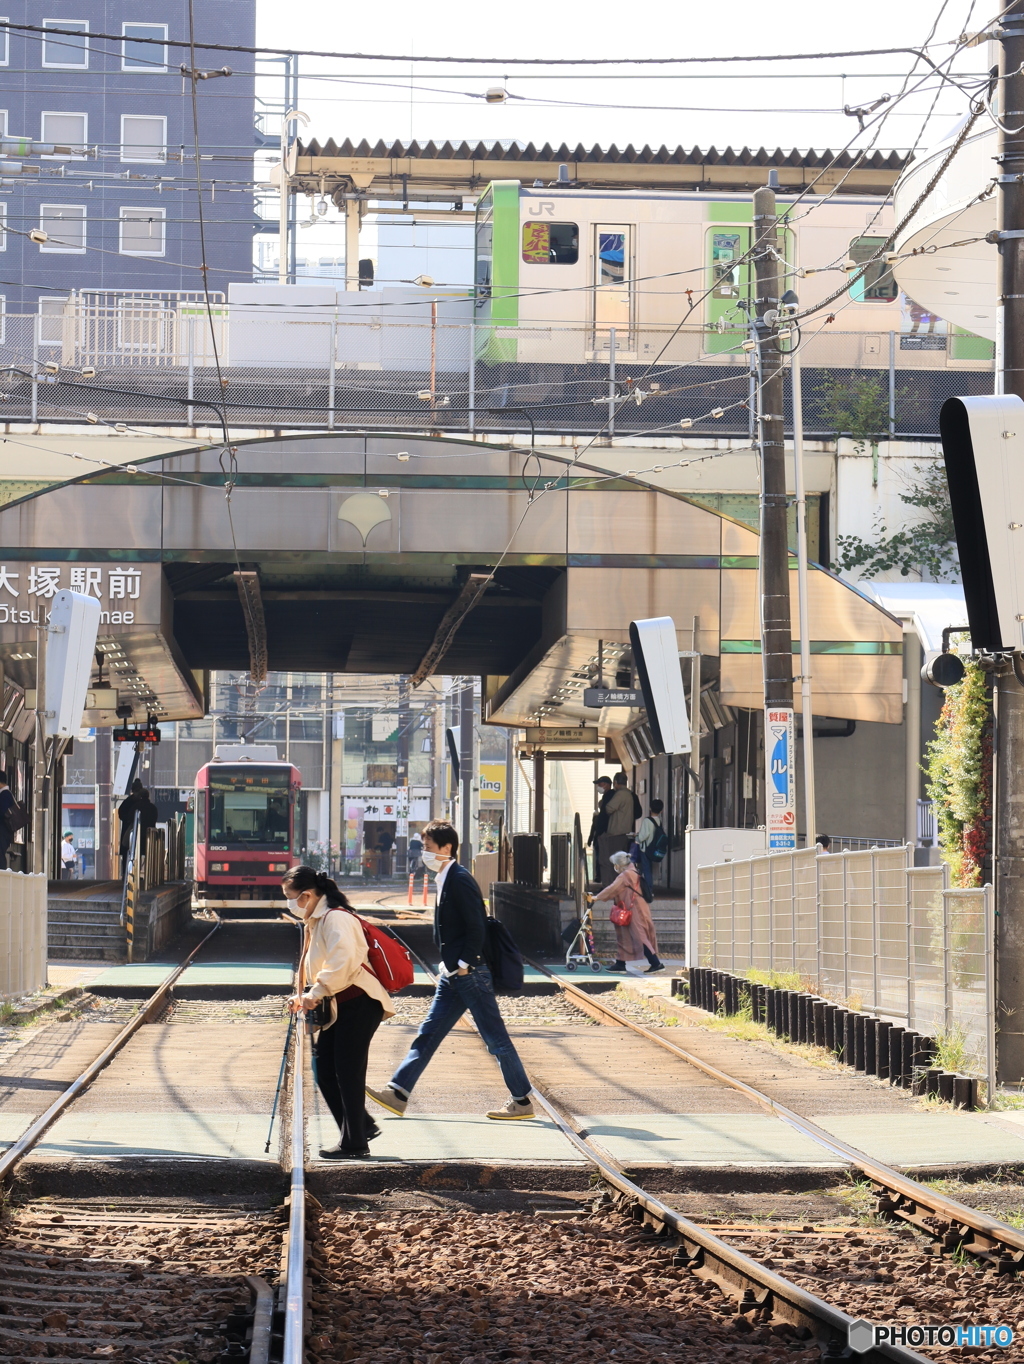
[0,433,903,739]
[290,138,909,204]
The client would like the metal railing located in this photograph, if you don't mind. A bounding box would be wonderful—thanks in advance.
[0,309,996,437]
[697,843,995,1089]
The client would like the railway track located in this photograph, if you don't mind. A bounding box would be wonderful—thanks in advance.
[0,922,309,1364]
[388,936,932,1364]
[524,955,1024,1272]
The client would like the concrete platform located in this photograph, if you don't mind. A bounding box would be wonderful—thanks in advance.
[310,1110,582,1163]
[1,1111,272,1160]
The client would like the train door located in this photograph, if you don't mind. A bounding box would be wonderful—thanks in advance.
[706,227,752,354]
[591,224,634,355]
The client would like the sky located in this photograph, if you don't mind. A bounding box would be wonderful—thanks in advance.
[254,0,988,156]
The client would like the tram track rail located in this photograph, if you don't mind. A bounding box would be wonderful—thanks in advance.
[0,918,310,1364]
[390,932,928,1364]
[523,954,1024,1272]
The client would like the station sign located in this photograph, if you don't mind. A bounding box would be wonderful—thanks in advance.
[583,687,642,708]
[524,726,599,746]
[765,706,796,850]
[0,561,162,635]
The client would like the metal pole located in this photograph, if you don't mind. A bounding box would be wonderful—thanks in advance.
[888,330,896,437]
[345,200,361,292]
[32,621,47,876]
[689,620,701,831]
[904,632,922,848]
[327,313,336,431]
[187,314,195,427]
[995,2,1024,1078]
[468,308,476,435]
[430,300,437,423]
[608,326,616,438]
[753,180,795,851]
[31,320,38,425]
[986,882,998,1105]
[278,165,289,285]
[790,343,816,845]
[459,681,474,868]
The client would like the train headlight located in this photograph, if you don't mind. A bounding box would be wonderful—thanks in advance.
[210,862,229,872]
[269,862,289,872]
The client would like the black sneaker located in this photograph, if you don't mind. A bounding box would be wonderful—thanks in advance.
[366,1122,382,1143]
[319,1145,371,1160]
[605,961,627,973]
[645,959,665,974]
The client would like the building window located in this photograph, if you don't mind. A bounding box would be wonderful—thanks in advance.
[42,19,88,69]
[0,19,9,66]
[120,115,166,164]
[40,112,88,158]
[849,236,898,303]
[122,21,167,70]
[38,297,67,346]
[119,206,165,256]
[521,221,578,264]
[39,205,86,253]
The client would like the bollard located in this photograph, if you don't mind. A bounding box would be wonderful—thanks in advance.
[766,988,777,1032]
[853,1013,866,1071]
[797,994,809,1044]
[407,873,415,905]
[753,983,766,1023]
[863,1016,876,1074]
[888,1027,906,1086]
[422,872,429,907]
[875,1020,892,1080]
[901,1031,921,1090]
[788,991,800,1041]
[937,1071,955,1104]
[823,1004,836,1052]
[924,1066,942,1097]
[843,1011,856,1064]
[953,1075,978,1111]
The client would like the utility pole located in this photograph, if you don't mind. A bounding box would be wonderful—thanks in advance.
[753,176,796,849]
[995,1,1024,1081]
[459,680,474,868]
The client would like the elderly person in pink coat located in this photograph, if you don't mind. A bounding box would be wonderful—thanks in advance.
[591,849,664,974]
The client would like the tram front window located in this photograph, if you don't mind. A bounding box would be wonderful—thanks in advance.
[208,771,290,848]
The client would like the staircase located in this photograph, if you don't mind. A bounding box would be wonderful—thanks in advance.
[47,881,126,961]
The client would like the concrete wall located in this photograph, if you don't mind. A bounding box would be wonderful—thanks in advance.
[134,882,193,959]
[797,718,906,844]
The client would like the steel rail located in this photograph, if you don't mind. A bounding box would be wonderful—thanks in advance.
[524,954,1024,1264]
[282,1017,306,1364]
[0,917,222,1182]
[391,934,925,1364]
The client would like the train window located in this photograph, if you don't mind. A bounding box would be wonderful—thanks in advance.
[522,221,579,264]
[712,233,743,298]
[195,791,205,843]
[848,236,897,302]
[208,773,291,848]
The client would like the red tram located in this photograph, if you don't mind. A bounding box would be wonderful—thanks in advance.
[193,749,301,916]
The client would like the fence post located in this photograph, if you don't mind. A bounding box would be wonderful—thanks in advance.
[815,846,823,990]
[468,312,476,435]
[888,331,896,438]
[328,314,337,431]
[985,882,997,1103]
[730,861,736,973]
[905,847,914,1034]
[943,887,953,1035]
[31,319,39,425]
[608,327,616,437]
[842,850,850,1001]
[870,849,879,1014]
[187,314,195,428]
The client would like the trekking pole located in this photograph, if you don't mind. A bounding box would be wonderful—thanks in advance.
[264,1012,295,1153]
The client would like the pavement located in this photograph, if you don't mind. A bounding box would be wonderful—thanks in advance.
[8,915,1024,1191]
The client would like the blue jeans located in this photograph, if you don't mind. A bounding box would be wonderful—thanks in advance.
[391,966,531,1101]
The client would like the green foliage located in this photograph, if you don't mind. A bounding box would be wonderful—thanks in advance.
[815,371,890,450]
[833,461,960,582]
[924,657,992,887]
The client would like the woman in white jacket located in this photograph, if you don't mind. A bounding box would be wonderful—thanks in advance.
[284,865,395,1160]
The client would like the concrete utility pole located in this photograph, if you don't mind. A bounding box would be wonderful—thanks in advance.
[996,2,1024,1081]
[753,179,796,849]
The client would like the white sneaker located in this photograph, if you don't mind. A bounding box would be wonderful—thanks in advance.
[486,1097,535,1121]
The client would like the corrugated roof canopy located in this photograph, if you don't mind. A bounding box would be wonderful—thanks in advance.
[290,139,908,200]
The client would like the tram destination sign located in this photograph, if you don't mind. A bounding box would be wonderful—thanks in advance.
[583,687,642,708]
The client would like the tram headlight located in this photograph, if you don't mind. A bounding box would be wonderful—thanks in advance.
[269,862,289,872]
[210,862,229,872]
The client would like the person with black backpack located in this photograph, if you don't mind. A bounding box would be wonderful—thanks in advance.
[366,819,535,1123]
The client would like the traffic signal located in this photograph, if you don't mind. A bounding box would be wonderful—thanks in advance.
[629,616,692,755]
[939,394,1024,652]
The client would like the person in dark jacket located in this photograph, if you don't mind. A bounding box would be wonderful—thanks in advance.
[587,775,613,881]
[118,779,157,877]
[0,771,15,869]
[366,819,534,1122]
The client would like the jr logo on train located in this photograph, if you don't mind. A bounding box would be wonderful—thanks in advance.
[192,747,301,917]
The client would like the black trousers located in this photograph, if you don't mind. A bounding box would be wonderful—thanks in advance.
[313,992,384,1152]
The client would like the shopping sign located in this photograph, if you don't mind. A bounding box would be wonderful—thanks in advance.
[765,706,796,849]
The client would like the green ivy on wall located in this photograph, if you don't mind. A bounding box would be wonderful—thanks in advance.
[924,657,992,887]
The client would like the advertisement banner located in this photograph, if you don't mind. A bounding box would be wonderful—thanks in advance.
[479,763,507,802]
[765,706,797,850]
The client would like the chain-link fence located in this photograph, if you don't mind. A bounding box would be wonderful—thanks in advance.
[0,298,996,436]
[697,844,995,1088]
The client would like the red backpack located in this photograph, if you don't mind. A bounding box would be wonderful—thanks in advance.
[346,910,415,994]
